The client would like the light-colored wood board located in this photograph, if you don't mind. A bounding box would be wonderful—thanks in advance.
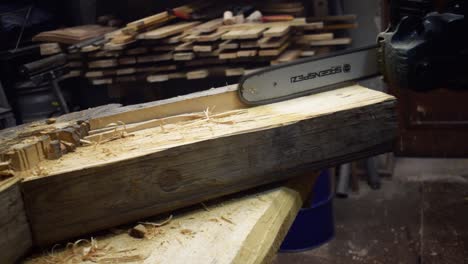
[218,18,309,31]
[24,172,317,264]
[21,85,396,246]
[237,50,257,57]
[147,72,186,83]
[258,35,290,49]
[225,68,245,76]
[173,52,195,61]
[271,49,302,65]
[193,43,215,52]
[219,39,239,50]
[138,22,200,40]
[310,38,352,46]
[197,30,228,42]
[263,25,290,37]
[239,28,266,39]
[89,85,243,130]
[0,177,32,264]
[295,33,334,44]
[191,18,224,33]
[127,11,170,30]
[175,41,194,51]
[39,43,62,56]
[259,42,289,57]
[187,69,209,80]
[219,52,238,59]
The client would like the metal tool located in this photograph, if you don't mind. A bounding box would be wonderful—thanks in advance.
[21,53,70,113]
[239,12,468,105]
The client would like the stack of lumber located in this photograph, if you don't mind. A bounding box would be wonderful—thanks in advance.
[0,83,396,262]
[34,2,357,86]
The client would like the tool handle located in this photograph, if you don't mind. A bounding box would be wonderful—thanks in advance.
[21,53,67,76]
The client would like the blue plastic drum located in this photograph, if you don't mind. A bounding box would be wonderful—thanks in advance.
[279,170,335,252]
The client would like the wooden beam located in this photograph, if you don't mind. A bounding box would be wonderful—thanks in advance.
[20,85,396,246]
[0,177,32,263]
[24,172,318,264]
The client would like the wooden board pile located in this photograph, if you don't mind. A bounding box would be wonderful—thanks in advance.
[0,83,396,262]
[35,2,357,86]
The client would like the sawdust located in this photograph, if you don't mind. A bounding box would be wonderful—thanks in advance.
[29,237,146,264]
[220,216,236,225]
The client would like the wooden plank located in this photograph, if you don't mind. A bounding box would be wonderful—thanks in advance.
[219,40,239,50]
[225,68,245,76]
[138,22,200,40]
[25,172,318,264]
[239,28,266,39]
[137,53,173,63]
[39,43,62,56]
[271,49,302,65]
[147,73,186,83]
[259,42,289,57]
[295,33,334,44]
[222,28,265,40]
[193,43,216,52]
[263,25,290,37]
[126,11,170,30]
[0,177,32,263]
[88,59,118,69]
[197,30,227,42]
[173,52,195,61]
[258,35,289,49]
[175,41,194,51]
[309,38,352,46]
[191,18,224,33]
[20,85,396,246]
[219,51,238,59]
[321,23,359,31]
[32,25,115,44]
[240,40,259,49]
[237,50,257,57]
[187,69,209,79]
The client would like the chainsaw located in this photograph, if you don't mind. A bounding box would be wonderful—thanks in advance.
[238,12,468,105]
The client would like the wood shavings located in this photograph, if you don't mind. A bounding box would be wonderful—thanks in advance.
[79,139,93,145]
[220,216,236,225]
[180,229,194,235]
[139,214,173,227]
[33,237,146,264]
[200,202,210,211]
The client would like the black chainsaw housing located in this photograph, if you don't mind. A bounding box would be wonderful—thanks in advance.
[378,12,468,90]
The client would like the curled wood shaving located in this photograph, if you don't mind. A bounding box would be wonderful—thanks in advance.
[220,216,236,225]
[139,214,173,227]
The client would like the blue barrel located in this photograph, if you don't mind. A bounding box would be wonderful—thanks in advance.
[279,170,335,252]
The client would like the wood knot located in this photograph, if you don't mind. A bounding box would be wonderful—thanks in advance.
[157,169,182,192]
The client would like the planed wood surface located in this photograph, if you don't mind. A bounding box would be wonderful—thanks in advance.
[138,22,200,40]
[32,25,115,44]
[24,172,318,264]
[0,177,32,264]
[19,85,396,246]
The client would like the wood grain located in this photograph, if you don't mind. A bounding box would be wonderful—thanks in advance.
[25,172,318,264]
[0,178,32,263]
[21,85,396,246]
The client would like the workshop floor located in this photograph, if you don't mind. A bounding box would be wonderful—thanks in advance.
[273,158,468,264]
